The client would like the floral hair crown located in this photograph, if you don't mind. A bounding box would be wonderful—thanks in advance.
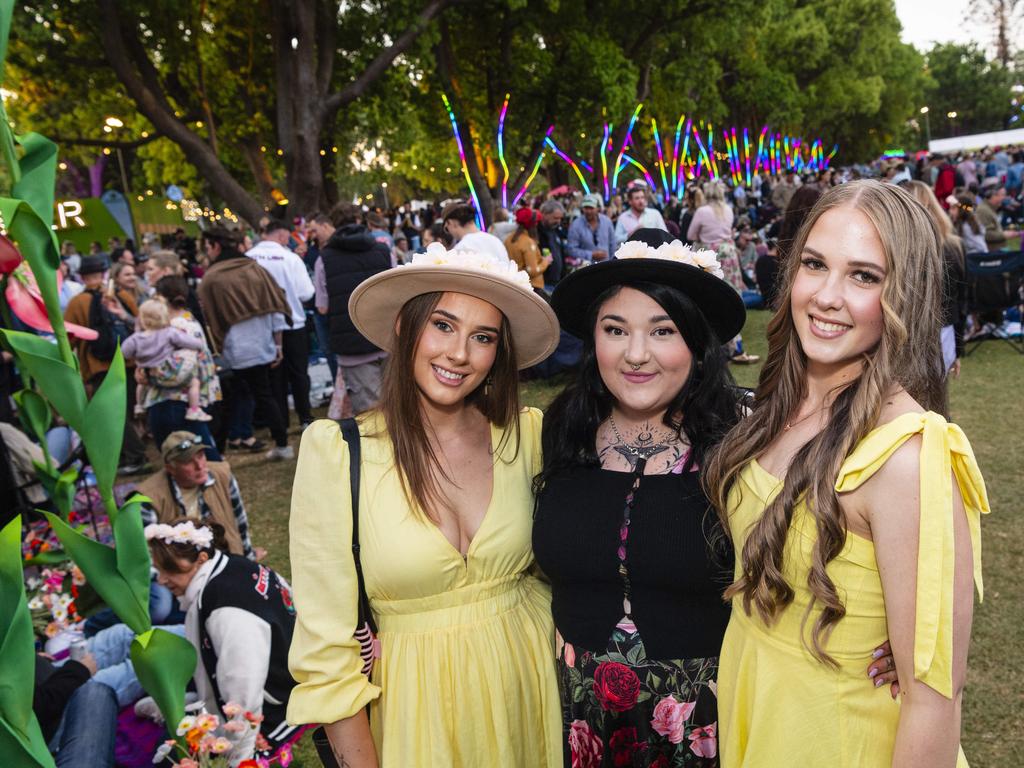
[407,242,532,290]
[614,239,725,280]
[144,520,214,549]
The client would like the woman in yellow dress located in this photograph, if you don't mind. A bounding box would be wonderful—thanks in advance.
[705,180,990,767]
[286,243,562,766]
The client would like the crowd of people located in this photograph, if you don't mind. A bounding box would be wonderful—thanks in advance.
[3,144,1016,766]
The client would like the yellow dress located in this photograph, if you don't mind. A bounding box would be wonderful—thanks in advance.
[286,408,561,767]
[718,412,989,767]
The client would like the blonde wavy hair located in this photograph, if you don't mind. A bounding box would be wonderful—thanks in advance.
[704,180,946,664]
[702,180,729,220]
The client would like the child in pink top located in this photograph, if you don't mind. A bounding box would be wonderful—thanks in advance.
[122,298,211,421]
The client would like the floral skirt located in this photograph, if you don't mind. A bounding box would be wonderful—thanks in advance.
[559,617,719,768]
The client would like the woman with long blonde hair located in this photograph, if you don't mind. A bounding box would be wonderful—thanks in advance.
[705,180,989,767]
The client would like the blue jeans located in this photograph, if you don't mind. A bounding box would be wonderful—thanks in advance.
[86,622,186,707]
[49,681,117,767]
[147,399,222,461]
[313,312,337,380]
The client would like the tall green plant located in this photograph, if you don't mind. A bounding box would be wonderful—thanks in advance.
[0,0,196,746]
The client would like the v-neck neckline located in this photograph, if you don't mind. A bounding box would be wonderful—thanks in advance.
[424,420,499,563]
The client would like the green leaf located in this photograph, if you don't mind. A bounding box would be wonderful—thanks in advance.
[12,133,59,233]
[0,518,56,768]
[0,330,85,425]
[13,389,51,445]
[80,347,126,497]
[113,498,152,622]
[42,512,151,635]
[30,462,76,517]
[131,628,197,735]
[53,468,78,519]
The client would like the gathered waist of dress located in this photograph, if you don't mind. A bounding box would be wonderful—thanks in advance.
[372,573,545,633]
[729,596,888,669]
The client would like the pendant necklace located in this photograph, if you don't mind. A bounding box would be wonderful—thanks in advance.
[784,402,828,431]
[608,415,675,461]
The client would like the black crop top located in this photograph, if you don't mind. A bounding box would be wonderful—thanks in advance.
[533,465,733,660]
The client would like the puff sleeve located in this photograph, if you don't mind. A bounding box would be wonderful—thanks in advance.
[286,420,381,725]
[835,412,990,698]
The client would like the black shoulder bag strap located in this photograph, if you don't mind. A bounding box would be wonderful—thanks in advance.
[338,417,377,638]
[313,418,376,768]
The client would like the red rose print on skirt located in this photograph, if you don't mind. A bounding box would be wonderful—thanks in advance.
[569,719,603,768]
[609,726,642,767]
[593,661,641,712]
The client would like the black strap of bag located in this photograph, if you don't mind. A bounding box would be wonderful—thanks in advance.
[312,417,378,768]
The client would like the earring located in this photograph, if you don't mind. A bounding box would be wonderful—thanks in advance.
[484,375,493,395]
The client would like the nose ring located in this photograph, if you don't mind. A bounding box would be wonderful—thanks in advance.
[630,363,642,371]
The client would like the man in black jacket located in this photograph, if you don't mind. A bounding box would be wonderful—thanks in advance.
[309,204,392,415]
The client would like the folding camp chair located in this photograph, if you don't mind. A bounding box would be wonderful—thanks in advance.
[963,250,1024,355]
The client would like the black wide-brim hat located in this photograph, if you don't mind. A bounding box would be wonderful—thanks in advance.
[551,230,746,342]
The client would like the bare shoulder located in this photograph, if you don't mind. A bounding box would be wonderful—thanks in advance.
[875,389,925,426]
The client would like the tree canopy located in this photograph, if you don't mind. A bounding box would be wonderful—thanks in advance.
[3,0,1017,225]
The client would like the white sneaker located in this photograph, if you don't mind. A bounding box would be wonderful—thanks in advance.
[265,445,295,461]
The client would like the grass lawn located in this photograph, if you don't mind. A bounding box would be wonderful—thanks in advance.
[237,308,1022,766]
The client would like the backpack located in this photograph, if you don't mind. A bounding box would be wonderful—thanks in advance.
[87,290,133,361]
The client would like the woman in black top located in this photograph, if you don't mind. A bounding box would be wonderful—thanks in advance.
[534,229,746,767]
[533,230,899,767]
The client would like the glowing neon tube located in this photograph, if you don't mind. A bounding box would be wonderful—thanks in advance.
[544,129,591,194]
[441,93,485,230]
[671,115,685,195]
[497,93,511,209]
[601,122,611,202]
[652,118,669,201]
[512,151,546,208]
[612,104,643,189]
[621,154,659,192]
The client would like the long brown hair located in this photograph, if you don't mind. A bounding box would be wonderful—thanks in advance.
[376,291,521,521]
[704,180,946,664]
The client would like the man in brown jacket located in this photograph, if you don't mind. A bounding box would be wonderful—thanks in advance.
[136,431,263,560]
[197,228,295,460]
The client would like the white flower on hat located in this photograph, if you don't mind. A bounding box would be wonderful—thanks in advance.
[614,238,724,279]
[614,240,652,260]
[407,243,532,290]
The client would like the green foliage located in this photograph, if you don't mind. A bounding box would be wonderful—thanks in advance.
[131,628,199,738]
[924,43,1017,137]
[0,519,55,768]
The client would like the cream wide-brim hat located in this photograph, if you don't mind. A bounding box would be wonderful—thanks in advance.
[349,265,561,369]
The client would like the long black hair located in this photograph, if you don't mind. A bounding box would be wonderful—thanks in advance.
[538,281,744,488]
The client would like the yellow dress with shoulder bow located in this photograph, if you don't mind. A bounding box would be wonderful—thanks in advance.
[286,408,561,767]
[718,412,989,767]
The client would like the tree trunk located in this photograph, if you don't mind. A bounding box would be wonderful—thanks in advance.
[96,0,265,225]
[436,18,494,227]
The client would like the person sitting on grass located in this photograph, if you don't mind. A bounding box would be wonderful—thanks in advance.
[136,431,264,561]
[146,518,300,765]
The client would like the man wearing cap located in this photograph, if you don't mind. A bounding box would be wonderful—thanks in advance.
[976,183,1008,249]
[135,432,261,560]
[567,194,615,266]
